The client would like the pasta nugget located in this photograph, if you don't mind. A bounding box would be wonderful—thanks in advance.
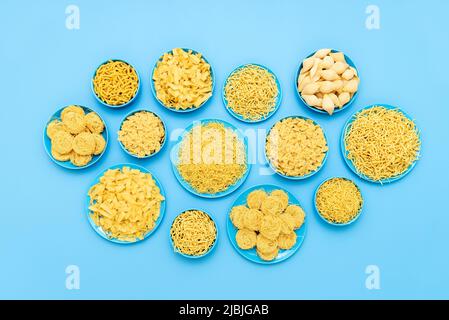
[278,232,297,250]
[230,205,248,229]
[285,205,306,229]
[246,189,268,210]
[256,234,278,254]
[52,131,73,154]
[270,190,289,211]
[46,119,68,140]
[235,229,257,250]
[260,215,281,240]
[70,152,92,167]
[243,209,263,232]
[62,111,85,134]
[73,132,96,156]
[257,247,279,261]
[61,105,85,121]
[51,148,71,162]
[92,133,106,155]
[279,213,295,234]
[85,112,104,134]
[260,195,284,216]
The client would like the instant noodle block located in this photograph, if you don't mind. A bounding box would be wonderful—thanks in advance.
[87,164,165,243]
[44,105,108,169]
[227,185,307,264]
[170,210,217,258]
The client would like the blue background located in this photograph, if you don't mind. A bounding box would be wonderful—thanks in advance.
[0,0,448,299]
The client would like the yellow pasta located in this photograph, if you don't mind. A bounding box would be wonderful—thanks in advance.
[170,210,217,256]
[88,166,164,242]
[176,122,247,194]
[344,106,421,181]
[315,178,363,224]
[224,64,278,120]
[266,117,328,177]
[93,60,139,106]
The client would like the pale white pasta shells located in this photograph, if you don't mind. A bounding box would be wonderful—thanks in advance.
[331,61,348,74]
[314,48,331,59]
[302,82,320,95]
[321,69,339,81]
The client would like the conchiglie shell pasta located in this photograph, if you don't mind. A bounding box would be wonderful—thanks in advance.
[314,48,331,59]
[321,69,339,81]
[302,82,320,95]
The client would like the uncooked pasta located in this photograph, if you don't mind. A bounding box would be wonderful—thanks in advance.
[93,60,139,106]
[170,210,217,256]
[344,106,421,181]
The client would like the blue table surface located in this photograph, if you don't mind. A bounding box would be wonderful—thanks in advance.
[1,0,448,299]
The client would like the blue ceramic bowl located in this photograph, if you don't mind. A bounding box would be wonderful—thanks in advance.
[170,209,218,259]
[265,115,328,179]
[91,59,140,108]
[170,119,251,198]
[150,48,215,113]
[43,105,108,170]
[314,177,363,226]
[118,109,167,159]
[227,184,307,265]
[341,104,421,184]
[86,163,166,244]
[222,63,282,123]
[295,49,359,114]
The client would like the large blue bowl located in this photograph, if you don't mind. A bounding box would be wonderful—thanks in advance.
[295,49,359,114]
[43,105,108,170]
[171,119,251,198]
[86,163,166,244]
[313,177,364,226]
[91,59,140,108]
[341,104,421,184]
[169,209,218,259]
[118,109,167,159]
[264,115,328,180]
[227,184,307,265]
[150,48,215,113]
[222,63,282,123]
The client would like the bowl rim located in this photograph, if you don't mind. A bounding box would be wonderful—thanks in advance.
[91,58,141,108]
[313,176,364,226]
[150,48,215,113]
[264,115,329,180]
[43,105,109,170]
[222,63,282,123]
[118,109,167,159]
[294,49,359,115]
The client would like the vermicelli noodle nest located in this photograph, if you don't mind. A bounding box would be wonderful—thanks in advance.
[344,106,421,181]
[176,122,247,194]
[170,210,217,256]
[93,60,139,106]
[315,178,363,224]
[224,64,278,121]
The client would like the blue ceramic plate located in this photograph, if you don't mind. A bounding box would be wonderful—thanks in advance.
[222,63,282,123]
[265,116,328,179]
[118,109,167,159]
[86,163,166,244]
[91,59,140,108]
[295,49,359,114]
[171,119,251,198]
[314,177,363,226]
[169,209,218,259]
[43,105,108,170]
[150,48,215,113]
[341,104,421,184]
[227,184,307,264]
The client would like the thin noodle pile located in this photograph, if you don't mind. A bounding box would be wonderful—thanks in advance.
[93,60,139,106]
[344,106,420,181]
[315,178,363,224]
[224,64,278,120]
[170,210,217,256]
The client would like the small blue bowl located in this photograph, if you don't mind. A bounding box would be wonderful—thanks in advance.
[150,48,215,113]
[264,115,328,180]
[341,104,421,184]
[295,49,359,114]
[43,105,108,170]
[91,59,140,108]
[227,184,307,265]
[170,209,218,259]
[222,63,282,123]
[314,177,363,226]
[86,163,166,244]
[171,119,251,198]
[118,109,167,159]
